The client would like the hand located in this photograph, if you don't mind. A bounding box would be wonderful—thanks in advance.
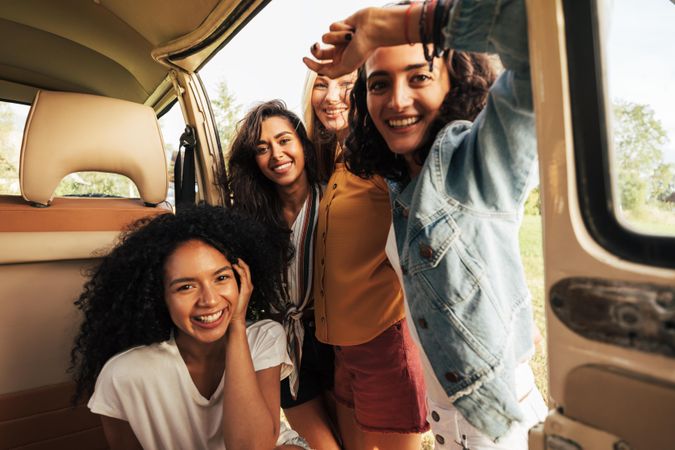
[303,16,363,79]
[231,258,252,324]
[303,6,415,79]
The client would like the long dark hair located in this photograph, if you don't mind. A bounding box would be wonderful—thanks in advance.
[223,100,318,298]
[69,205,285,401]
[345,49,497,182]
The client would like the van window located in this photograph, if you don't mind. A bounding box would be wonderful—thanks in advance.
[605,0,675,236]
[158,100,185,207]
[563,0,675,268]
[0,101,29,195]
[54,172,139,198]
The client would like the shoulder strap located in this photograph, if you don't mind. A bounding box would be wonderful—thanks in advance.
[174,125,196,210]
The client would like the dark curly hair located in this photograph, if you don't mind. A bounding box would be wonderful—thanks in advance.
[69,205,285,401]
[345,49,497,182]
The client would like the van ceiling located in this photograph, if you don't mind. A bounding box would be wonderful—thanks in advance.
[0,0,261,106]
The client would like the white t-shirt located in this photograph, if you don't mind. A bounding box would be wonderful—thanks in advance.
[88,320,293,450]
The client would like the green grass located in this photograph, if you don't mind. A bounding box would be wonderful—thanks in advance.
[519,215,549,403]
[622,206,675,235]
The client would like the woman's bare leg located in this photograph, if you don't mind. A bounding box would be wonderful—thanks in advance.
[284,397,341,450]
[336,401,363,450]
[362,431,422,450]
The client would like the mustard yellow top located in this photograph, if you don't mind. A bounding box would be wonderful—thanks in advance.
[314,163,405,346]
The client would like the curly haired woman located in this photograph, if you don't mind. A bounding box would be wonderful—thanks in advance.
[70,205,308,450]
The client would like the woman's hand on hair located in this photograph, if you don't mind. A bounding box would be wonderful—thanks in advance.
[231,258,253,325]
[303,6,416,79]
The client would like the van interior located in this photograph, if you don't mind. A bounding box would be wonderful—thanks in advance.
[1,0,674,449]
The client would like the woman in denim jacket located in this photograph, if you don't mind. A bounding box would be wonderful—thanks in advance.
[304,0,547,448]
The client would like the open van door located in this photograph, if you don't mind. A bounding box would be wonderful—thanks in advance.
[528,0,675,449]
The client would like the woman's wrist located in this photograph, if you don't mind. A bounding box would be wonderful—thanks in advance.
[363,6,423,48]
[227,319,247,336]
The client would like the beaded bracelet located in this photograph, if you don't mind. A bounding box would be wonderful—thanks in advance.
[432,0,445,57]
[433,0,454,57]
[419,0,434,70]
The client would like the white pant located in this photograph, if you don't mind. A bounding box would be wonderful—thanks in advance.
[427,364,547,450]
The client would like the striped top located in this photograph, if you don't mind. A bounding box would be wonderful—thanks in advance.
[283,183,321,398]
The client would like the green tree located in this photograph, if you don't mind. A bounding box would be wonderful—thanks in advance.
[524,186,541,216]
[55,172,139,198]
[0,103,19,193]
[612,100,669,209]
[651,162,675,202]
[211,80,241,152]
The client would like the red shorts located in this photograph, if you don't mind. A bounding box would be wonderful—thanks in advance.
[334,319,429,434]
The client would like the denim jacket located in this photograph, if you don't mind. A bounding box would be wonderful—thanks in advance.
[387,0,538,441]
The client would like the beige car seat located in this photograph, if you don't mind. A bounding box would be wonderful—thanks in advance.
[0,90,173,449]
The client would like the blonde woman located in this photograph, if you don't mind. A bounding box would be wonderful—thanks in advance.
[302,72,429,450]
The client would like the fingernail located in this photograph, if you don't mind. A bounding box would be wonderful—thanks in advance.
[345,33,352,42]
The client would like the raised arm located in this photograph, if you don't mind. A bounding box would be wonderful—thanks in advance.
[303,1,529,78]
[303,5,415,78]
[222,259,280,450]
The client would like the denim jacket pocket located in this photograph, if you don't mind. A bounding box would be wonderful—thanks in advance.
[406,212,484,308]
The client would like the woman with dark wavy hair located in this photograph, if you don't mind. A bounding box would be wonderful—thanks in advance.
[224,101,340,450]
[305,0,546,448]
[345,50,497,182]
[70,205,308,450]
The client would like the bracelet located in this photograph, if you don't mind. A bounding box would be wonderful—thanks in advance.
[419,0,434,70]
[432,0,445,57]
[433,0,454,57]
[426,0,437,45]
[404,2,415,46]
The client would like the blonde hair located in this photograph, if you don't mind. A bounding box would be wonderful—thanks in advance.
[300,69,347,182]
[301,70,319,144]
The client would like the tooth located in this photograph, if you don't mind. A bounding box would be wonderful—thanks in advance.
[389,117,419,127]
[196,310,222,323]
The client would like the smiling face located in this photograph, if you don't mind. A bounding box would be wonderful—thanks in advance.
[254,116,308,190]
[365,45,451,159]
[311,72,356,133]
[164,240,239,350]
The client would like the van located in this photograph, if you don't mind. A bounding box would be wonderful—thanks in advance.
[0,0,673,449]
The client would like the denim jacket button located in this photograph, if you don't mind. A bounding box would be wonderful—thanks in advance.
[444,371,461,383]
[435,434,445,445]
[419,243,433,259]
[417,318,428,329]
[431,411,440,422]
[402,208,409,218]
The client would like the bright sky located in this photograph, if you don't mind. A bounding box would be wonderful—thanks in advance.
[192,0,675,162]
[199,0,384,115]
[605,0,675,161]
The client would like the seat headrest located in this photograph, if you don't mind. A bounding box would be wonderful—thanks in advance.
[20,90,168,206]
